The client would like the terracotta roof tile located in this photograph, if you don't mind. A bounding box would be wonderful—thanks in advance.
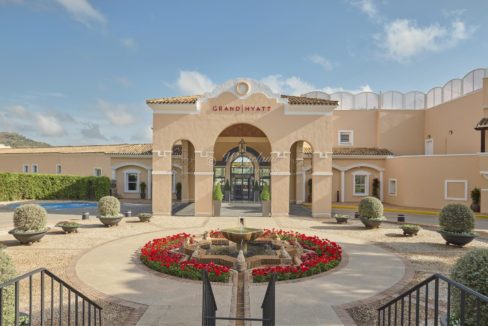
[0,144,152,155]
[475,118,488,130]
[332,147,394,156]
[146,94,337,106]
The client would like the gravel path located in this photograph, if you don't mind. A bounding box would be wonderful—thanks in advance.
[0,212,486,325]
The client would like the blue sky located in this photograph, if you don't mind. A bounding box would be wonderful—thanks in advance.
[0,0,487,145]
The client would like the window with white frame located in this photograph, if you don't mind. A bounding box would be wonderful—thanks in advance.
[352,171,370,196]
[125,170,139,192]
[56,164,62,174]
[22,164,29,173]
[338,130,353,146]
[388,179,397,196]
[93,168,102,177]
[32,164,38,173]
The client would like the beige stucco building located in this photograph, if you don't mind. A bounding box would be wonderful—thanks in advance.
[1,68,488,216]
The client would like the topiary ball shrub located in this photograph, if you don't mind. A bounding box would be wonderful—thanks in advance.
[450,249,488,324]
[439,203,475,234]
[358,196,384,220]
[0,248,17,325]
[13,204,47,232]
[98,196,121,217]
[261,184,271,201]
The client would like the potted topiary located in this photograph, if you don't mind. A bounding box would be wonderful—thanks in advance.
[97,196,123,227]
[400,224,421,236]
[253,180,260,202]
[334,214,350,224]
[449,249,488,325]
[470,188,481,213]
[213,183,223,216]
[140,182,147,199]
[438,203,477,247]
[358,196,386,228]
[55,221,80,233]
[9,204,49,245]
[176,182,182,201]
[261,184,271,217]
[138,213,152,222]
[224,179,231,202]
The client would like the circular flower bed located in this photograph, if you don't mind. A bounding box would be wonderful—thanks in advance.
[140,233,231,282]
[140,229,342,283]
[252,229,342,282]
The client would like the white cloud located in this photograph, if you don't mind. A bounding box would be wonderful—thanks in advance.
[379,19,473,62]
[80,123,107,140]
[306,54,333,71]
[121,37,137,50]
[131,126,152,143]
[176,71,215,94]
[98,99,135,126]
[36,114,65,137]
[55,0,105,27]
[260,74,372,95]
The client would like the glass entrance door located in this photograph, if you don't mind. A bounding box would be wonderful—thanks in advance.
[231,155,254,201]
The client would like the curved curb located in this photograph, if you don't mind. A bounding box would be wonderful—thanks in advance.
[331,243,415,325]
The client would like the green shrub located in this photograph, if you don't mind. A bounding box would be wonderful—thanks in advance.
[0,249,17,326]
[213,183,223,201]
[98,196,121,216]
[358,196,383,220]
[471,188,480,204]
[13,204,47,232]
[261,184,271,201]
[400,224,421,232]
[439,203,475,234]
[0,173,110,201]
[451,249,488,325]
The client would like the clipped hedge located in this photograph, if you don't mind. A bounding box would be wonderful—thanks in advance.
[0,173,110,201]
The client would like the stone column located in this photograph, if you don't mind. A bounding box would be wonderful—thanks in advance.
[271,151,290,216]
[194,150,214,217]
[152,153,172,216]
[147,169,152,200]
[311,152,332,218]
[340,170,345,202]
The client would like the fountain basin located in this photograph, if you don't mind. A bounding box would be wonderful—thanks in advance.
[220,227,263,244]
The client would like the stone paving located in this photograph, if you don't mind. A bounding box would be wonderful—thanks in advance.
[73,216,405,325]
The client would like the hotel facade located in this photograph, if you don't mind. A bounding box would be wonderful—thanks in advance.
[1,68,488,217]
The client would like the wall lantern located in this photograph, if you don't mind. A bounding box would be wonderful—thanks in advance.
[238,138,247,154]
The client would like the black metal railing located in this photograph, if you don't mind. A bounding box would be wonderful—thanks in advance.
[377,273,488,325]
[0,268,102,326]
[202,271,276,326]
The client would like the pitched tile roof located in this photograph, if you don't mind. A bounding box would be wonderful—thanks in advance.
[475,118,488,130]
[146,94,337,106]
[332,147,394,156]
[0,144,393,157]
[0,144,152,155]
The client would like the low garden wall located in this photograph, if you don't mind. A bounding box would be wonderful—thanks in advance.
[0,173,110,201]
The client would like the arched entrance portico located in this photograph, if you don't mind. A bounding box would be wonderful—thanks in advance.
[213,123,271,207]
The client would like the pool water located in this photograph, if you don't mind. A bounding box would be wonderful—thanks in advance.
[9,202,97,211]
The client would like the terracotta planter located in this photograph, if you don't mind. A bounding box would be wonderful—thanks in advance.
[98,216,123,227]
[9,228,49,245]
[138,215,152,222]
[335,217,349,224]
[439,230,477,247]
[61,225,79,233]
[360,216,383,229]
[262,200,271,217]
[213,200,221,216]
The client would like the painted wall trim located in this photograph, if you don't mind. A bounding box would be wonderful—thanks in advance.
[444,179,468,201]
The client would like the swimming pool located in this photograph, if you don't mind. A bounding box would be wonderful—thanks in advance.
[9,202,97,211]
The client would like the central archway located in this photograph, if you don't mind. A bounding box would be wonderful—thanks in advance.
[213,123,271,214]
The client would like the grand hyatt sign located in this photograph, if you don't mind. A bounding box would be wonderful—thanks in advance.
[212,105,272,113]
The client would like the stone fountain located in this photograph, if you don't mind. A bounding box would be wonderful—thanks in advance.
[220,217,263,254]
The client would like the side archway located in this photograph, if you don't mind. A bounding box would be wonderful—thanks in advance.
[289,141,313,216]
[171,139,195,215]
